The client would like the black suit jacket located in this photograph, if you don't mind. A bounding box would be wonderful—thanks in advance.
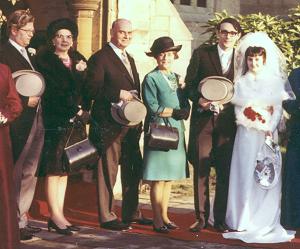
[82,43,141,151]
[0,42,38,161]
[185,44,236,164]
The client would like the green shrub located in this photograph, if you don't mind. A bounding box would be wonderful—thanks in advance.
[203,7,300,72]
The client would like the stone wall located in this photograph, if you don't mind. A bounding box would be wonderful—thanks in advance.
[240,0,299,16]
[173,0,240,50]
[118,0,192,80]
[26,0,71,30]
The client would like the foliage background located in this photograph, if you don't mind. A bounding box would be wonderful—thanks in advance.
[202,6,300,72]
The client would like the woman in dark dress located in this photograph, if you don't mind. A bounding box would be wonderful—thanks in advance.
[36,18,89,235]
[281,67,300,230]
[0,64,23,249]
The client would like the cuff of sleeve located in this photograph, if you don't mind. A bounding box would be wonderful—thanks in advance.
[110,89,121,103]
[156,106,165,114]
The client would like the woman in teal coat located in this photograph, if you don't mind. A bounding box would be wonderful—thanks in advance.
[142,37,190,233]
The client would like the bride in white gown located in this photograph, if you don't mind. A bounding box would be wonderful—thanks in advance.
[223,32,295,243]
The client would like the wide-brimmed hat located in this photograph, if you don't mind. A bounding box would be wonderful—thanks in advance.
[47,18,78,40]
[198,76,234,105]
[146,36,182,57]
[111,98,147,126]
[12,70,45,97]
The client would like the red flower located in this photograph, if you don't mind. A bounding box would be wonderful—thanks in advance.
[243,106,265,124]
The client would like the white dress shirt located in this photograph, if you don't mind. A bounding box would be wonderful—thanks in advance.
[217,44,233,75]
[109,42,133,79]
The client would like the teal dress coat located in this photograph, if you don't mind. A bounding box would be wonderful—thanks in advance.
[142,68,190,180]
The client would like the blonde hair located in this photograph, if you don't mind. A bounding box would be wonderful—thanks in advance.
[7,9,34,34]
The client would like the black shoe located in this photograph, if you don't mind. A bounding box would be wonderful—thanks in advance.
[101,219,130,231]
[26,224,42,233]
[20,228,33,241]
[67,225,80,231]
[164,221,179,230]
[47,219,73,235]
[153,225,169,234]
[189,220,207,232]
[214,222,230,232]
[124,217,153,226]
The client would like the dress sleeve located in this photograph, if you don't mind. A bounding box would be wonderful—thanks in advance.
[269,104,283,132]
[142,74,164,115]
[0,66,22,124]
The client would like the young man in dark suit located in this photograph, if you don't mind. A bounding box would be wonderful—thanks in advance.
[0,9,44,240]
[185,18,242,232]
[83,18,151,231]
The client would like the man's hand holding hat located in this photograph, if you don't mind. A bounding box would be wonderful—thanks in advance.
[120,90,134,102]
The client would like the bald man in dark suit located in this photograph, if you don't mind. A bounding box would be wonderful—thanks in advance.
[82,18,151,231]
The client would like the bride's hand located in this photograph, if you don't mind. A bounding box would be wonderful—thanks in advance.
[265,130,273,138]
[266,106,274,115]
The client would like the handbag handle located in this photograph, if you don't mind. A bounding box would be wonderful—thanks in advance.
[162,117,173,128]
[65,115,104,148]
[64,122,77,148]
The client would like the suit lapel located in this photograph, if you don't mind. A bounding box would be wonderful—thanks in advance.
[209,45,222,76]
[226,50,235,81]
[127,54,139,86]
[7,43,34,70]
[106,45,136,86]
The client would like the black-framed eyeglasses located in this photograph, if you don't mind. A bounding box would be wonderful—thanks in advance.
[219,30,238,37]
[19,28,35,35]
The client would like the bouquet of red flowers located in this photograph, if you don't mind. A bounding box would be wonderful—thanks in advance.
[243,106,266,123]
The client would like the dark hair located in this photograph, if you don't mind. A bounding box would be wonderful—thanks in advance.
[7,9,34,35]
[216,17,242,34]
[244,46,266,74]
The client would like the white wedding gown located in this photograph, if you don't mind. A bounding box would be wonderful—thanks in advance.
[223,72,295,243]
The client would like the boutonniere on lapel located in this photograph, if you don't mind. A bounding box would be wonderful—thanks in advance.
[178,75,186,89]
[75,60,87,71]
[27,47,36,56]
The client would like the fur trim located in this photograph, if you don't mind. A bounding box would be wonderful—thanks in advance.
[232,72,285,107]
[233,71,285,131]
[36,48,86,90]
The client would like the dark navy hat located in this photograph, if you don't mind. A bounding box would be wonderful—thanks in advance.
[47,18,78,40]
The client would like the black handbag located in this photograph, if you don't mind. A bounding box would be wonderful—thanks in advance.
[147,118,179,151]
[64,123,99,171]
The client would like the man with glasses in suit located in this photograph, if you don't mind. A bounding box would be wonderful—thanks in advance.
[0,9,44,241]
[185,18,242,233]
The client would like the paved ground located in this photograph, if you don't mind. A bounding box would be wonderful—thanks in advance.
[20,220,265,249]
[20,195,268,249]
[19,172,271,249]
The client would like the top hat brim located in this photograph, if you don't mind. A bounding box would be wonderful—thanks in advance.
[199,80,228,101]
[12,70,45,97]
[198,76,234,105]
[111,104,142,127]
[146,45,182,57]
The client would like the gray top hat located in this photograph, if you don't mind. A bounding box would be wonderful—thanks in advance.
[198,76,234,104]
[111,97,147,126]
[12,70,45,97]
